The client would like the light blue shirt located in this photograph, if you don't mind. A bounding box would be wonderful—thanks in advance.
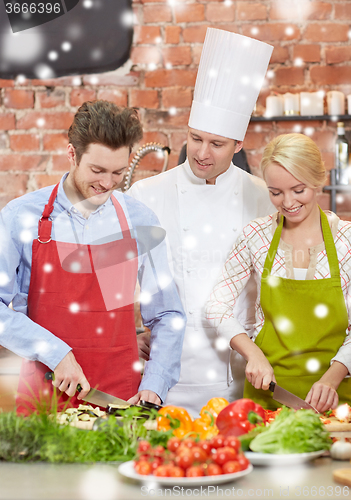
[0,173,186,402]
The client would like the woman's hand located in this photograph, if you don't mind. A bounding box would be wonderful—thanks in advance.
[305,381,339,413]
[246,353,276,391]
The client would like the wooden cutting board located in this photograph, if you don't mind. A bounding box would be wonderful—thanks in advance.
[333,468,351,486]
[324,417,351,432]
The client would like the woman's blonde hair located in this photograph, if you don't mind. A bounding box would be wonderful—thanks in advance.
[260,133,326,188]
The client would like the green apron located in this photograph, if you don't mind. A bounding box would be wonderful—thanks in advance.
[244,208,351,409]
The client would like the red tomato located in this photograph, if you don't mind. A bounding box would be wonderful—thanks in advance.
[182,438,197,448]
[176,444,193,456]
[222,460,241,474]
[137,441,151,453]
[167,437,181,452]
[199,441,211,456]
[191,446,208,463]
[223,436,241,452]
[237,454,250,470]
[150,457,162,471]
[206,463,223,476]
[175,453,194,469]
[135,460,152,475]
[186,465,205,477]
[153,445,165,457]
[137,454,150,462]
[209,435,226,449]
[154,465,171,477]
[168,466,185,477]
[212,446,238,465]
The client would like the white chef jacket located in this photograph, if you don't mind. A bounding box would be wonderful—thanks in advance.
[128,160,274,416]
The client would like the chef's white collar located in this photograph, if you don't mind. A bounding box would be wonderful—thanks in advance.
[183,160,236,185]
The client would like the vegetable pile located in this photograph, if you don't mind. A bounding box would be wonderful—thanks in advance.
[133,434,250,477]
[0,407,170,463]
[248,407,331,454]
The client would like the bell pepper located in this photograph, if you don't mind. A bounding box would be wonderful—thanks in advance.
[157,405,193,439]
[192,398,229,440]
[199,397,229,421]
[216,398,266,437]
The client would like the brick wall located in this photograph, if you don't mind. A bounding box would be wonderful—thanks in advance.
[1,0,351,215]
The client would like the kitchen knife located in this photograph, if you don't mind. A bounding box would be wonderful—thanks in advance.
[269,381,319,413]
[45,372,131,408]
[44,372,162,410]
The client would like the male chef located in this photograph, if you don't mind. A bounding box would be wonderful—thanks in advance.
[0,100,186,413]
[128,29,275,416]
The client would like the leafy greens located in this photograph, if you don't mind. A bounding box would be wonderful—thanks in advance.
[249,407,331,454]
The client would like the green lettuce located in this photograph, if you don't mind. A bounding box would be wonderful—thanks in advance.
[250,407,331,454]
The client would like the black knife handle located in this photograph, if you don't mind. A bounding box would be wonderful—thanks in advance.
[269,381,275,392]
[45,371,82,392]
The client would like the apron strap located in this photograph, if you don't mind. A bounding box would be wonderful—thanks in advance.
[38,183,59,244]
[111,195,133,239]
[262,207,342,285]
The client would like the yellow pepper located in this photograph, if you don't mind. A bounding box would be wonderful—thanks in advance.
[200,397,229,421]
[192,397,230,440]
[157,405,193,439]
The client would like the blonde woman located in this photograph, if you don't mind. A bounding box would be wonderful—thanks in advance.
[206,133,351,413]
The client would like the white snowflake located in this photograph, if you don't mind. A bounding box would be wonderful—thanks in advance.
[140,292,152,305]
[0,272,9,287]
[171,317,185,331]
[20,230,33,243]
[43,263,53,273]
[69,303,80,313]
[314,304,328,319]
[215,337,228,352]
[61,41,72,52]
[35,341,50,355]
[132,361,142,373]
[96,327,103,335]
[70,261,81,273]
[305,358,320,373]
[206,369,217,381]
[275,316,293,335]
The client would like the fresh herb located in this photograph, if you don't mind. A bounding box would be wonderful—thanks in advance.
[249,407,331,454]
[0,406,169,463]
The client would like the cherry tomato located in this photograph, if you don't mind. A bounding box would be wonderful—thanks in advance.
[186,465,205,477]
[176,444,193,456]
[206,463,223,476]
[167,437,181,452]
[135,460,152,475]
[222,460,241,474]
[168,465,185,477]
[209,435,226,449]
[175,453,194,469]
[199,441,211,456]
[191,446,208,463]
[212,446,238,465]
[150,457,162,471]
[182,438,197,448]
[137,454,150,462]
[153,445,165,457]
[237,454,250,470]
[137,440,151,453]
[154,465,171,477]
[223,436,241,453]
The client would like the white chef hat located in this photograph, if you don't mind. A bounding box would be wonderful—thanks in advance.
[188,28,273,141]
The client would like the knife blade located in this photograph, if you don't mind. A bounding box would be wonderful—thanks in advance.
[44,372,130,408]
[269,381,319,413]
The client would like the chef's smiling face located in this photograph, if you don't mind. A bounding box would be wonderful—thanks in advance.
[264,162,318,226]
[65,142,129,210]
[187,128,243,184]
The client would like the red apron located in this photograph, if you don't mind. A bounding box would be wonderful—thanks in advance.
[16,184,141,414]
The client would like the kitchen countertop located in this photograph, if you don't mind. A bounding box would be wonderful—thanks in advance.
[0,457,349,500]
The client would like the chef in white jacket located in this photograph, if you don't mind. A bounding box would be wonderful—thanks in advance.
[128,28,275,416]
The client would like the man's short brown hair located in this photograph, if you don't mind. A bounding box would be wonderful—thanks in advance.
[68,100,143,164]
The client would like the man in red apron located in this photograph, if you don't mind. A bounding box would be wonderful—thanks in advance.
[0,100,185,414]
